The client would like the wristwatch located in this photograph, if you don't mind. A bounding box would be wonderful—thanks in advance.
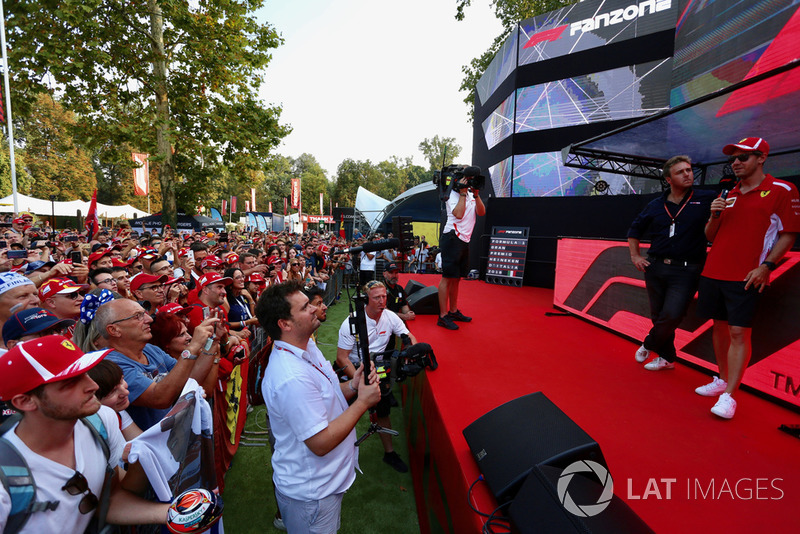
[761,261,777,271]
[180,350,198,360]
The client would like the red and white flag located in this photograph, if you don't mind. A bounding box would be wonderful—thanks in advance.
[132,153,149,196]
[250,188,256,212]
[291,179,301,209]
[269,201,273,213]
[245,200,250,212]
[85,189,99,237]
[319,192,323,215]
[339,214,345,239]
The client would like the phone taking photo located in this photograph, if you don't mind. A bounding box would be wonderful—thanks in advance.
[70,251,83,264]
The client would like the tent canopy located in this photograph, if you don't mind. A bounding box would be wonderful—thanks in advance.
[0,193,148,219]
[565,61,800,182]
[354,186,390,231]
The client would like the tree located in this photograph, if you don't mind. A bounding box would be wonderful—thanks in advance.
[0,143,33,198]
[295,153,329,215]
[17,94,96,201]
[4,0,289,226]
[456,0,575,119]
[333,159,383,207]
[418,135,462,171]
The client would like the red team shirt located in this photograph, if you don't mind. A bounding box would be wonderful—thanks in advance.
[702,174,800,281]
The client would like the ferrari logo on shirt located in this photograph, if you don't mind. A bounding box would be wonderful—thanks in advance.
[761,191,771,198]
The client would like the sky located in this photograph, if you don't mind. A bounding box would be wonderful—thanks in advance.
[255,0,504,177]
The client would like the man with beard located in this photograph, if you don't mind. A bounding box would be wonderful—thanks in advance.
[382,263,415,322]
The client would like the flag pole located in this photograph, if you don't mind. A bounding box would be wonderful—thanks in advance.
[0,0,19,214]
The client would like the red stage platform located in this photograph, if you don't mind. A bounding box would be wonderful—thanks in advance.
[400,274,800,534]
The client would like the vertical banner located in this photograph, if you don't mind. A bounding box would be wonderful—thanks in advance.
[132,152,150,196]
[250,188,256,212]
[269,201,273,213]
[329,198,332,216]
[85,189,99,237]
[284,197,287,216]
[291,179,301,209]
[245,200,250,212]
[339,214,346,239]
[221,199,227,217]
[231,196,237,214]
[319,192,323,215]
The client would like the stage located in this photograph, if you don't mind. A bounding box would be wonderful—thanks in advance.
[399,274,800,533]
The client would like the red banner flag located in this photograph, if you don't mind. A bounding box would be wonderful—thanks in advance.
[231,196,237,213]
[250,188,256,212]
[85,189,99,237]
[245,200,250,212]
[221,199,227,217]
[284,197,287,216]
[291,179,301,209]
[269,201,273,213]
[132,153,150,196]
[339,214,345,239]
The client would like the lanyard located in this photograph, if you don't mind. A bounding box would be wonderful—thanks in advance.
[663,190,693,237]
[276,345,330,383]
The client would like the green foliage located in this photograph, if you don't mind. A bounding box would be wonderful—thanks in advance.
[4,0,289,222]
[0,143,33,198]
[456,0,576,119]
[418,135,462,171]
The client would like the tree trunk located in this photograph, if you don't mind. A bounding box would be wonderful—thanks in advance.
[148,0,177,228]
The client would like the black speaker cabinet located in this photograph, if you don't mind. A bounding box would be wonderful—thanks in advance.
[508,465,654,534]
[404,279,427,297]
[462,392,605,503]
[406,285,440,315]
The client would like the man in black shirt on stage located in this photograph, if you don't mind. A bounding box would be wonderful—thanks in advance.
[627,156,715,371]
[382,263,415,322]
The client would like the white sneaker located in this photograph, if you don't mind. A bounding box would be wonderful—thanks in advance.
[635,345,650,363]
[695,376,727,396]
[710,393,736,419]
[644,357,675,371]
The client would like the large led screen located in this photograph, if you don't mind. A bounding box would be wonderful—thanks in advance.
[515,59,672,132]
[488,156,513,198]
[518,0,677,66]
[482,92,515,150]
[476,30,518,106]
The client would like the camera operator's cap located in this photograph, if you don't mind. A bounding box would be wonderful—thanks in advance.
[386,263,400,272]
[157,302,191,316]
[246,273,266,284]
[88,250,113,266]
[0,336,111,401]
[24,260,55,275]
[38,278,89,301]
[723,137,769,156]
[2,308,76,345]
[200,256,223,270]
[197,272,232,291]
[129,273,168,293]
[0,271,35,297]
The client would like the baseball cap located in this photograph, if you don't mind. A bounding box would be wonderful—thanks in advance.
[38,278,88,301]
[0,336,110,401]
[2,308,76,345]
[246,273,266,284]
[88,250,112,266]
[224,253,240,265]
[157,303,191,315]
[386,263,400,272]
[722,137,769,156]
[196,272,232,291]
[200,256,223,270]
[111,257,133,268]
[24,260,55,275]
[12,218,25,225]
[91,243,110,253]
[130,273,168,293]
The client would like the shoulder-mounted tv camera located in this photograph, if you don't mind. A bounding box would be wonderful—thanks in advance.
[371,335,438,395]
[432,165,486,201]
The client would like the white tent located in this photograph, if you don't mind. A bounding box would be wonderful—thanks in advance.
[0,193,148,219]
[354,186,390,231]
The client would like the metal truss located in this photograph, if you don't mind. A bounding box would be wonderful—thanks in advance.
[563,146,667,180]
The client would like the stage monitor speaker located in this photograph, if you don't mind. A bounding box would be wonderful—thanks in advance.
[462,392,605,503]
[406,286,440,315]
[404,279,427,297]
[508,465,654,534]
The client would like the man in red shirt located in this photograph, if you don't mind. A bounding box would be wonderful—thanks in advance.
[696,137,800,419]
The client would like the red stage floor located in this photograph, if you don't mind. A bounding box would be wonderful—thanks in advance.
[400,274,800,533]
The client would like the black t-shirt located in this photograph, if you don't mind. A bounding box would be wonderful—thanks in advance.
[385,282,408,314]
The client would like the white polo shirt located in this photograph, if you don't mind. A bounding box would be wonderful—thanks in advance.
[337,309,409,365]
[443,189,477,243]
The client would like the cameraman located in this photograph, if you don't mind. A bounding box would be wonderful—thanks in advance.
[336,280,417,473]
[437,170,486,330]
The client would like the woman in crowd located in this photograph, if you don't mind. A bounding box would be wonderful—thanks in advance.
[222,267,258,339]
[285,256,306,283]
[88,359,143,442]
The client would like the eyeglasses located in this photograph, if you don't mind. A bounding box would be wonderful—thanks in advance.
[728,153,759,163]
[62,471,99,515]
[110,310,148,325]
[96,278,115,286]
[58,291,83,300]
[140,284,164,292]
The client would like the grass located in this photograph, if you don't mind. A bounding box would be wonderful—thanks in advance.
[221,293,420,533]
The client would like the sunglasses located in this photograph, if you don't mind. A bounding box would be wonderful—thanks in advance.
[58,291,83,300]
[727,153,759,164]
[62,471,99,515]
[140,284,164,292]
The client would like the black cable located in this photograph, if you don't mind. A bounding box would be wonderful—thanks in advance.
[468,475,512,533]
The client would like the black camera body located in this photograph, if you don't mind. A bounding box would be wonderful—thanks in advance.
[432,164,486,201]
[372,336,438,395]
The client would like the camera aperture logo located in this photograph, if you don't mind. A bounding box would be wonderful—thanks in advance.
[557,460,614,517]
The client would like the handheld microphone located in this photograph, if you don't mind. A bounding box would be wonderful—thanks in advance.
[713,189,730,218]
[341,238,400,255]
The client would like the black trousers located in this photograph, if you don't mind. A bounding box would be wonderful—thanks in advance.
[643,260,702,362]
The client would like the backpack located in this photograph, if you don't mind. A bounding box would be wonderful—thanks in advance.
[0,413,114,534]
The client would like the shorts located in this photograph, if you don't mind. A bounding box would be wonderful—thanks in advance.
[440,230,470,278]
[696,276,761,328]
[275,489,343,534]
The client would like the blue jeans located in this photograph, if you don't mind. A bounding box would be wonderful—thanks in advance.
[643,260,702,362]
[275,488,343,534]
